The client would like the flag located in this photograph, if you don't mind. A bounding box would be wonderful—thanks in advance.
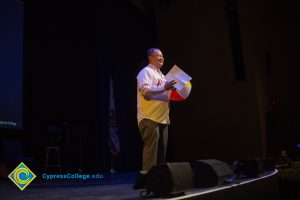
[108,76,120,155]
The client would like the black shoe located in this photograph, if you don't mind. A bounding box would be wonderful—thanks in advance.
[133,172,147,189]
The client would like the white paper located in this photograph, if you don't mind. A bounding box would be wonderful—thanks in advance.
[165,65,192,91]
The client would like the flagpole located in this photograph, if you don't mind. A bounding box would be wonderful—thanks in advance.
[108,75,120,173]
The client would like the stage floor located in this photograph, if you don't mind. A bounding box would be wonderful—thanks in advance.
[1,171,279,200]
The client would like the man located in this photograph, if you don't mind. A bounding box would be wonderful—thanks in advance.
[137,48,176,173]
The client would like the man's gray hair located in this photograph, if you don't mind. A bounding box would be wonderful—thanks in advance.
[146,48,161,57]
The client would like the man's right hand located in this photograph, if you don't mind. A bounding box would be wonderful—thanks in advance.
[164,80,176,90]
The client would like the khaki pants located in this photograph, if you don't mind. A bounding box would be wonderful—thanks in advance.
[138,119,168,171]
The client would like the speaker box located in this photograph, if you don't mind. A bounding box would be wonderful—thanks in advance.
[234,158,263,178]
[194,159,232,187]
[263,158,276,171]
[146,162,193,196]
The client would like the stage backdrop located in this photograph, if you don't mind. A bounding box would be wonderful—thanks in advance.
[0,0,23,129]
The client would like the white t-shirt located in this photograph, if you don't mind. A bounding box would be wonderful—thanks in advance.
[137,65,171,124]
